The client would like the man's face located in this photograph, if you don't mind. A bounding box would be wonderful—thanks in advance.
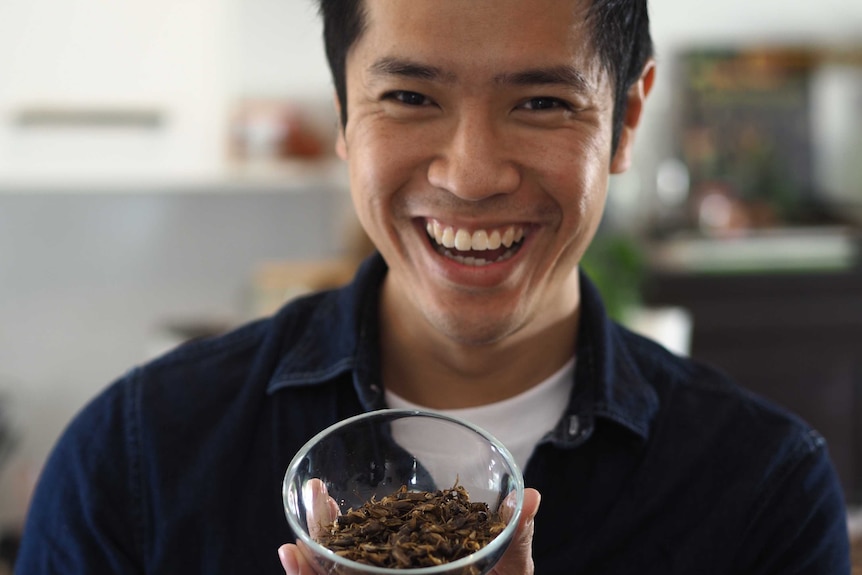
[339,0,637,347]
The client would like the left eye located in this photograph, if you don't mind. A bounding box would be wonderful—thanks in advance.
[520,97,568,111]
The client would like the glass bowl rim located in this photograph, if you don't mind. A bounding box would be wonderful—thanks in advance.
[282,408,526,574]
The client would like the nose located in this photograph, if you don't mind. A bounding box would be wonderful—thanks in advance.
[426,111,521,201]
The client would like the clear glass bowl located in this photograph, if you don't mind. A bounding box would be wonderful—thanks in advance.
[283,409,524,575]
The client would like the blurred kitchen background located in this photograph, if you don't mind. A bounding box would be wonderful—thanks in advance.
[1,0,862,567]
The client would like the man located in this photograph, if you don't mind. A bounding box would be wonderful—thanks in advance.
[17,1,850,574]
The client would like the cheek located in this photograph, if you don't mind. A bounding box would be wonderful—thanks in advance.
[345,123,428,243]
[349,124,436,211]
[539,140,611,223]
[348,122,420,184]
[346,130,393,212]
[578,160,610,214]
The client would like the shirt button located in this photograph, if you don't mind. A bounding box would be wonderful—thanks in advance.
[568,415,580,437]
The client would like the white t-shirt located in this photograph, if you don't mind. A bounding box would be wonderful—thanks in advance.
[385,357,575,472]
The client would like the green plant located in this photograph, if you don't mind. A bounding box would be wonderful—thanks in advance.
[580,233,646,322]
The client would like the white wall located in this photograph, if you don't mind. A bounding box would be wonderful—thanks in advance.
[234,0,331,99]
[0,0,232,182]
[652,0,862,44]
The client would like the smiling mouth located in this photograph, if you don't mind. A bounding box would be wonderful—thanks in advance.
[425,219,526,267]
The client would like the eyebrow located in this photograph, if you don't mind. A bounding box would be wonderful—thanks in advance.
[369,57,453,82]
[368,57,593,93]
[494,66,595,94]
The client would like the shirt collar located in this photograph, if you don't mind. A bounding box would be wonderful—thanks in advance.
[266,253,387,408]
[267,253,658,440]
[565,272,659,442]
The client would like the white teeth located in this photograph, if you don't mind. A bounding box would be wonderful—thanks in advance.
[441,227,456,248]
[471,230,489,251]
[426,220,525,253]
[454,255,489,266]
[437,247,516,267]
[425,220,526,266]
[501,227,515,248]
[454,229,472,251]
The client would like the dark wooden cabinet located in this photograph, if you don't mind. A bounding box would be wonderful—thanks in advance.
[644,268,862,505]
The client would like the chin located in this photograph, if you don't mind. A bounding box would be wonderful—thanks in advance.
[426,308,523,347]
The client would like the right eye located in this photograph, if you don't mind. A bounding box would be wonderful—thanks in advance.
[384,90,432,106]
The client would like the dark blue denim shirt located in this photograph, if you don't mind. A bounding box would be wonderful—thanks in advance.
[18,253,850,574]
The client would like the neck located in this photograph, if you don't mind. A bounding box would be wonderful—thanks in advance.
[379,276,581,409]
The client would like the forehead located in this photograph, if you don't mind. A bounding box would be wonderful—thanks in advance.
[351,0,602,80]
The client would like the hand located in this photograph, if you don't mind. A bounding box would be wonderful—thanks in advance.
[278,479,337,575]
[277,484,542,575]
[277,540,321,575]
[489,487,541,575]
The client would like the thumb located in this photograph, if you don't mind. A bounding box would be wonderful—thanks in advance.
[278,542,319,575]
[492,487,541,575]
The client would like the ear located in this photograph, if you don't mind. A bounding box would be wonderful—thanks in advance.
[333,92,348,160]
[610,59,656,174]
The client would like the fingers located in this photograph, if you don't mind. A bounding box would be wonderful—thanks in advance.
[302,479,339,539]
[285,479,338,574]
[278,544,300,574]
[491,488,541,575]
[278,542,319,575]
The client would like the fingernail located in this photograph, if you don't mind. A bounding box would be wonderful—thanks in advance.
[525,505,538,528]
[310,480,325,506]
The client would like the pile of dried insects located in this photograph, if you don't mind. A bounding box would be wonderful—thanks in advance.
[315,484,507,569]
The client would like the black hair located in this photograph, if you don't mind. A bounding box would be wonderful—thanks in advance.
[586,0,654,152]
[316,0,653,153]
[317,0,366,130]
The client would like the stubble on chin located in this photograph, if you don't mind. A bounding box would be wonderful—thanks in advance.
[421,304,526,348]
